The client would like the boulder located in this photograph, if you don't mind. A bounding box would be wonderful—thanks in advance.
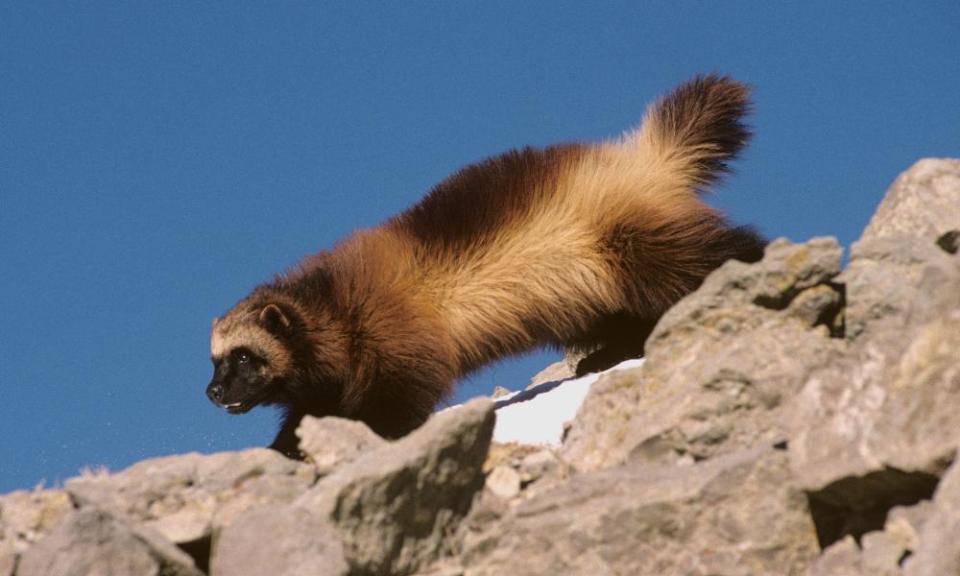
[0,487,71,550]
[526,360,575,390]
[841,235,959,340]
[212,398,495,576]
[563,237,845,472]
[790,302,960,485]
[210,506,348,576]
[295,415,387,476]
[462,447,818,575]
[786,158,960,551]
[903,456,960,576]
[861,158,960,243]
[808,500,934,576]
[484,465,521,500]
[16,508,203,576]
[0,488,72,575]
[788,252,959,547]
[65,448,316,568]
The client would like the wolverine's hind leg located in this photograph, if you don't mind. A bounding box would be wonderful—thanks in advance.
[567,313,659,376]
[569,224,767,376]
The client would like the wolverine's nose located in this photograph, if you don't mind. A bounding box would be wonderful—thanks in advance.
[207,382,224,404]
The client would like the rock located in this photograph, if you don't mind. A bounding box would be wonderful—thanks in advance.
[0,488,71,553]
[809,500,935,576]
[787,161,960,550]
[903,457,960,576]
[210,506,348,576]
[563,238,845,472]
[485,466,521,500]
[295,415,387,476]
[65,448,315,557]
[304,397,495,574]
[861,158,960,243]
[840,235,959,340]
[412,562,468,576]
[517,449,560,486]
[0,488,72,575]
[0,554,12,576]
[526,360,574,390]
[483,442,541,473]
[810,536,862,576]
[214,398,496,576]
[789,291,960,543]
[860,531,908,576]
[16,508,203,576]
[884,501,932,553]
[462,447,818,575]
[491,386,512,398]
[496,358,645,447]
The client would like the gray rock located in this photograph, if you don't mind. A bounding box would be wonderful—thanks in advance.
[840,235,960,340]
[491,386,512,398]
[860,531,907,576]
[809,493,938,576]
[215,398,495,576]
[517,449,560,486]
[210,506,348,576]
[884,501,933,553]
[296,415,386,476]
[0,488,72,576]
[526,360,575,390]
[787,162,960,549]
[307,398,495,574]
[810,536,863,576]
[789,292,960,494]
[413,563,467,576]
[16,508,203,576]
[903,457,960,576]
[0,554,12,576]
[484,466,521,500]
[563,238,845,472]
[0,488,71,553]
[463,447,818,576]
[66,448,315,548]
[861,158,960,243]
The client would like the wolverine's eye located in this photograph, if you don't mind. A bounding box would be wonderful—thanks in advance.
[230,347,262,367]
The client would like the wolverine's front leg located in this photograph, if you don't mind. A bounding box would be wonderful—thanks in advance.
[269,408,306,459]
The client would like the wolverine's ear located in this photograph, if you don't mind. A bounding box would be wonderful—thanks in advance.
[259,303,292,335]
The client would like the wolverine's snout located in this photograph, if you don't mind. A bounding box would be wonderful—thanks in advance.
[206,357,269,414]
[206,379,247,413]
[206,380,225,404]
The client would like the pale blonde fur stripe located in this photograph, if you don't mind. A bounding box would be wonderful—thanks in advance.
[210,321,293,372]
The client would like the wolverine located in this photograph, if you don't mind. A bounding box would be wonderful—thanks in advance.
[207,75,766,457]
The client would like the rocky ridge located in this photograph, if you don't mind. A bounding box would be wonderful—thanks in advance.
[2,158,958,575]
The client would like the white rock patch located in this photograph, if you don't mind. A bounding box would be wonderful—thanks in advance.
[447,358,645,446]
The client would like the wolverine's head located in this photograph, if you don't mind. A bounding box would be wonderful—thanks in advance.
[207,302,299,414]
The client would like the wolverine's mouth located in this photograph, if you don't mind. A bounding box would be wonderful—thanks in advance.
[220,386,276,414]
[224,401,248,414]
[208,377,277,415]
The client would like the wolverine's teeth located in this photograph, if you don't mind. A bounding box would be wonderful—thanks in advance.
[225,402,242,408]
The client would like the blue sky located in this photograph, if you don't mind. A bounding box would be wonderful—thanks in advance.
[1,2,957,493]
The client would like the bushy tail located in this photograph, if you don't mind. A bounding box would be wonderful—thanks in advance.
[633,74,752,190]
